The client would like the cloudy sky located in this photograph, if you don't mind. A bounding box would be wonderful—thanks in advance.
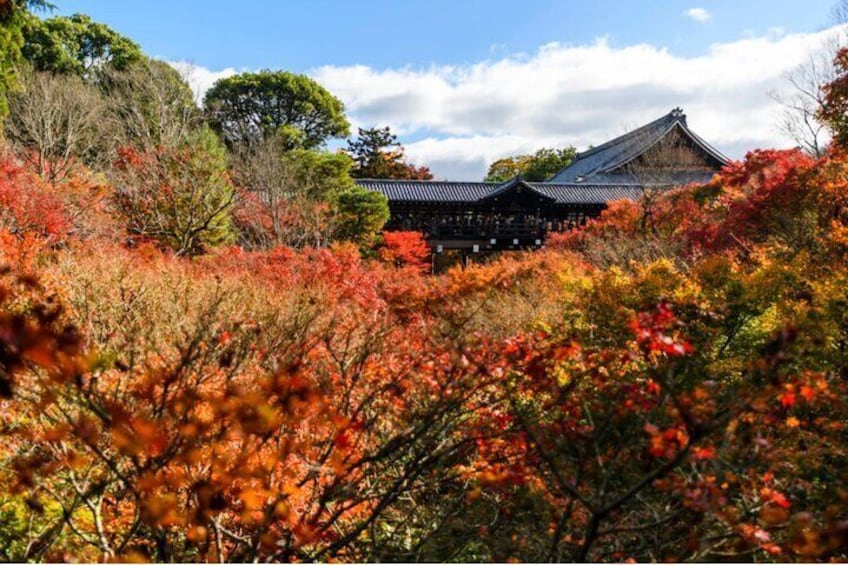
[60,0,843,179]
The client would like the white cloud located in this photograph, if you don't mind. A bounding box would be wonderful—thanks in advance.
[172,25,844,180]
[685,8,711,23]
[168,60,238,104]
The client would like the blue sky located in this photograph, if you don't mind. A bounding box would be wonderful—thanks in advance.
[55,1,834,70]
[53,1,843,179]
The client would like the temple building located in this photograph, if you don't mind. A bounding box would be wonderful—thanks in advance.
[356,108,729,258]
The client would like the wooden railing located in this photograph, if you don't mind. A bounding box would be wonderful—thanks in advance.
[428,219,547,239]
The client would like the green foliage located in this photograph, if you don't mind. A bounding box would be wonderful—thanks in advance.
[524,146,577,180]
[203,70,349,149]
[0,494,67,560]
[485,146,577,182]
[0,5,24,121]
[0,496,28,559]
[346,126,433,179]
[21,13,142,77]
[0,0,50,122]
[287,148,356,201]
[333,186,390,245]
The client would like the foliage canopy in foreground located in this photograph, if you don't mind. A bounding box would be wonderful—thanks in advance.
[0,139,847,561]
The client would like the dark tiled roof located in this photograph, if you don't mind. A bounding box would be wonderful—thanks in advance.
[355,180,498,203]
[547,108,729,183]
[356,178,644,205]
[569,170,718,186]
[528,183,644,203]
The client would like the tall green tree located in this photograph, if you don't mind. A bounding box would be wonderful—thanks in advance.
[21,13,142,77]
[203,70,349,149]
[346,126,433,180]
[484,146,577,182]
[0,0,49,122]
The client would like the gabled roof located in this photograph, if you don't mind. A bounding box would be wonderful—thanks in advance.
[479,175,557,202]
[547,108,729,184]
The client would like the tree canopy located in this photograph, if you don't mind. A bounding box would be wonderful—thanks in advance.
[2,142,848,561]
[484,146,577,182]
[21,13,142,77]
[96,58,199,150]
[346,126,433,180]
[333,186,390,245]
[203,70,350,150]
[0,0,50,121]
[819,46,848,150]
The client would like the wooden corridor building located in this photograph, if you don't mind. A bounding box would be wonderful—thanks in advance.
[356,108,729,255]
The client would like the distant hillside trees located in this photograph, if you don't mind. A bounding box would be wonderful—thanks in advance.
[485,146,577,182]
[5,6,198,178]
[0,9,398,254]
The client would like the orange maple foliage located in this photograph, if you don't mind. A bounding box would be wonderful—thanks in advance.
[0,130,848,562]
